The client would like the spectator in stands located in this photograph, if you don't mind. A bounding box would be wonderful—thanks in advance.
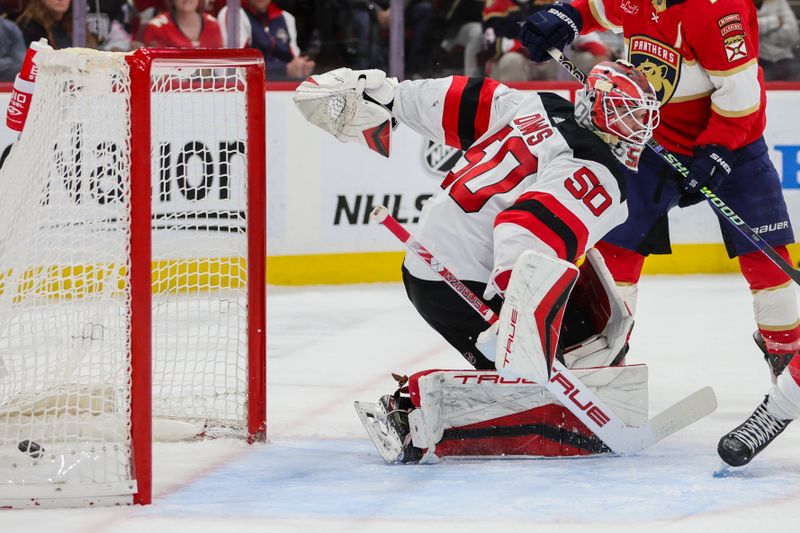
[557,31,610,79]
[596,27,624,60]
[218,0,314,80]
[16,0,73,48]
[142,0,223,48]
[274,0,382,71]
[86,0,132,51]
[0,0,24,20]
[130,0,167,44]
[344,0,380,70]
[0,8,25,80]
[437,0,484,76]
[756,0,800,81]
[373,0,434,77]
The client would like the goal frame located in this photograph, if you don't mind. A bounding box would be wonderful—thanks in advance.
[127,48,267,506]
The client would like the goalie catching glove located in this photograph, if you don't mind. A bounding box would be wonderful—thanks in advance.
[293,68,398,157]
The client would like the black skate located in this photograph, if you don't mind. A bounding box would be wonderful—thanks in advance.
[753,331,795,382]
[718,396,791,467]
[354,392,424,464]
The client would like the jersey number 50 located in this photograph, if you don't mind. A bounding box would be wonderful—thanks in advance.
[564,167,612,216]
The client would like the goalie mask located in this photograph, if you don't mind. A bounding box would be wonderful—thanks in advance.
[575,60,660,170]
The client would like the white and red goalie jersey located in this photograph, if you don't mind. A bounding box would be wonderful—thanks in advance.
[393,77,628,295]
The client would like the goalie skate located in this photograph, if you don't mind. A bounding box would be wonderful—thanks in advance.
[354,396,422,464]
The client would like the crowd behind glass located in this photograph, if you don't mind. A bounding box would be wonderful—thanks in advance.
[0,0,797,82]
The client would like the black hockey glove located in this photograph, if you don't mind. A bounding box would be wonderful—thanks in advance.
[682,144,733,194]
[519,3,583,63]
[678,144,733,207]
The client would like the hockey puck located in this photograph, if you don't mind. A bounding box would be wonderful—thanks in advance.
[18,439,44,459]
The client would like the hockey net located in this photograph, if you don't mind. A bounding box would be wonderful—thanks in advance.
[0,48,266,507]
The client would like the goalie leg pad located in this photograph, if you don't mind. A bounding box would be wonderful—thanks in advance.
[402,366,648,460]
[434,405,611,457]
[495,250,578,381]
[293,68,398,157]
[562,248,634,368]
[478,249,634,369]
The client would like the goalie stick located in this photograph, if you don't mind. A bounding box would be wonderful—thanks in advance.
[372,205,717,454]
[547,48,800,287]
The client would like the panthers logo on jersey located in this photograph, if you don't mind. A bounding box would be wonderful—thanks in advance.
[628,36,681,105]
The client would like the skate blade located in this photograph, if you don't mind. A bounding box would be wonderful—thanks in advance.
[712,461,754,479]
[354,401,404,464]
[713,461,734,478]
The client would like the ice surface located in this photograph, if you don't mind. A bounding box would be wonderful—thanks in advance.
[3,275,800,532]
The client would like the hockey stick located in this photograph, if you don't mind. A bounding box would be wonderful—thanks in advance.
[372,205,717,454]
[375,205,498,324]
[547,49,800,286]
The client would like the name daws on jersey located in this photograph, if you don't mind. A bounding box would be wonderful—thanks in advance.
[512,113,554,146]
[752,221,790,234]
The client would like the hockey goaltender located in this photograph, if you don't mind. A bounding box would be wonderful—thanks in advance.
[294,62,718,464]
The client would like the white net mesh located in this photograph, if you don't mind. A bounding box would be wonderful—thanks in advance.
[0,49,256,504]
[150,64,250,432]
[0,50,133,495]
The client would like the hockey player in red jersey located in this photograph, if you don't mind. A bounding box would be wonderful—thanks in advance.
[519,0,799,467]
[294,62,660,461]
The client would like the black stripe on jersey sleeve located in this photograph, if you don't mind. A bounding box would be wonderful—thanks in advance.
[538,92,627,202]
[505,198,579,262]
[456,77,485,148]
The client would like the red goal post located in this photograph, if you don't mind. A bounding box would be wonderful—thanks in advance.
[0,48,266,508]
[128,48,267,506]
